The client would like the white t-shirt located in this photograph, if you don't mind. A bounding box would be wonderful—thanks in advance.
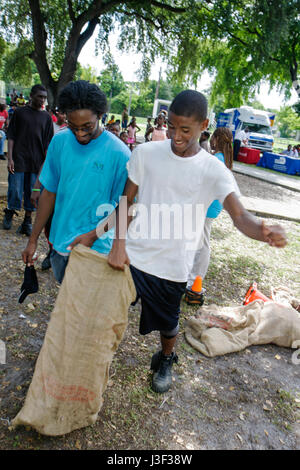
[235,129,248,142]
[126,140,240,282]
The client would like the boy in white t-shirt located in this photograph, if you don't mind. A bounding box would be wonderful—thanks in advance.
[105,91,286,394]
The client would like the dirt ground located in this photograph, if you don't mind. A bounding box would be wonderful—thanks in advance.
[0,172,300,451]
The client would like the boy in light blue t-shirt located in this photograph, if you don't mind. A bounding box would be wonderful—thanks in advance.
[22,81,130,283]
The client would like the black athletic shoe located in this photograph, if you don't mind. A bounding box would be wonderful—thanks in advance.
[184,288,205,306]
[0,154,6,160]
[17,217,32,236]
[151,351,178,394]
[3,208,17,230]
[41,249,52,270]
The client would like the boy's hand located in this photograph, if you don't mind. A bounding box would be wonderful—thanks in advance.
[30,190,41,208]
[107,241,130,271]
[67,231,96,251]
[22,239,38,266]
[7,157,14,174]
[261,221,287,247]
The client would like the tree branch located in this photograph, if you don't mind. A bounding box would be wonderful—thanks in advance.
[67,0,76,23]
[116,8,162,32]
[75,16,100,56]
[150,0,188,13]
[27,0,55,88]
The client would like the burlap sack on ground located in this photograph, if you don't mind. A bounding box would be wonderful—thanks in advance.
[185,293,300,357]
[12,244,136,436]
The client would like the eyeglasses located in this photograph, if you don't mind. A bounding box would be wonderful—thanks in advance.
[67,119,98,133]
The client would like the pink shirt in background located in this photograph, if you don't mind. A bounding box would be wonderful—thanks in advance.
[152,128,167,141]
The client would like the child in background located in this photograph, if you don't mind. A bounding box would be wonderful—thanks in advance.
[145,117,152,142]
[127,118,141,151]
[199,131,210,152]
[107,115,115,125]
[185,127,234,304]
[145,114,168,142]
[53,110,67,134]
[108,122,121,138]
[120,131,129,146]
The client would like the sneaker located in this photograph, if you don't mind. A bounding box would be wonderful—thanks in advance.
[151,351,178,394]
[3,208,17,230]
[184,287,205,306]
[17,217,32,236]
[41,249,52,270]
[0,154,6,160]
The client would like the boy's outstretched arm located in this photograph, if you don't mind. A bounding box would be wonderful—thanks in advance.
[107,178,139,270]
[223,192,287,248]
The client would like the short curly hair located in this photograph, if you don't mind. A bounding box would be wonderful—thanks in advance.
[58,80,107,116]
[170,90,208,122]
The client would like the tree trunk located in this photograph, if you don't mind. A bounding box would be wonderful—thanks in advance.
[29,0,101,108]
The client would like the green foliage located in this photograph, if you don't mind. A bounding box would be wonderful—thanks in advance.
[98,53,126,98]
[293,102,300,117]
[75,64,99,83]
[0,0,298,110]
[169,0,299,108]
[276,106,300,137]
[2,41,34,86]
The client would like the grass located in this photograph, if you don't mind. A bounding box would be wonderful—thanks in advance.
[235,161,300,180]
[0,193,300,450]
[274,137,299,153]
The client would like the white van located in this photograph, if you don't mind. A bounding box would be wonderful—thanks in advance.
[217,106,275,152]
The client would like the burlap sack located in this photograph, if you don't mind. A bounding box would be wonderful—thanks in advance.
[185,298,300,357]
[12,244,136,436]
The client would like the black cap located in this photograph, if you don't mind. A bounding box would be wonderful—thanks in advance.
[18,266,39,304]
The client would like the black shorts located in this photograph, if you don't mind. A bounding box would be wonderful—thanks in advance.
[129,265,187,335]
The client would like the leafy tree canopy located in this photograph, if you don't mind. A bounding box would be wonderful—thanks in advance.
[0,0,298,110]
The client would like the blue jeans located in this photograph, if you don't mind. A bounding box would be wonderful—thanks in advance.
[0,130,5,155]
[50,250,69,284]
[7,172,37,211]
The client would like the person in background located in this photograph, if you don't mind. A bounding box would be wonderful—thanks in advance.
[145,117,152,142]
[145,114,167,142]
[120,131,129,146]
[127,117,141,151]
[281,144,294,156]
[107,115,115,125]
[160,110,168,128]
[7,104,16,124]
[233,126,249,161]
[199,130,210,152]
[3,84,53,235]
[108,121,121,138]
[46,106,57,123]
[0,103,9,160]
[185,127,234,304]
[101,112,107,126]
[16,93,26,107]
[292,145,298,158]
[53,110,67,134]
[121,107,129,130]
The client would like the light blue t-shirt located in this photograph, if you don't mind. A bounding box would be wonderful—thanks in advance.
[40,128,130,254]
[206,152,225,219]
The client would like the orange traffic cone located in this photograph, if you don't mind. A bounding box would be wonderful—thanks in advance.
[184,276,205,306]
[243,282,271,305]
[191,275,202,293]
